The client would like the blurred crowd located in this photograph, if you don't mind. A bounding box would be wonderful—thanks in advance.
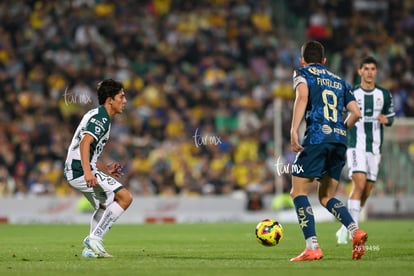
[0,0,413,201]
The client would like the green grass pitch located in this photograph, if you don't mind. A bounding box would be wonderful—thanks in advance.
[0,220,413,276]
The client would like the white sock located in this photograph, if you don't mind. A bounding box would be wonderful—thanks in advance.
[338,198,361,233]
[347,222,358,237]
[90,202,125,241]
[305,236,319,250]
[90,208,105,235]
[348,199,361,227]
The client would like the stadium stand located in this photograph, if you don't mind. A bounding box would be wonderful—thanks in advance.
[0,0,413,199]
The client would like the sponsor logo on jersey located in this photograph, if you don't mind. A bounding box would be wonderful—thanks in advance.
[107,177,116,186]
[95,126,101,135]
[90,118,105,128]
[333,127,346,136]
[322,124,332,134]
[375,97,383,111]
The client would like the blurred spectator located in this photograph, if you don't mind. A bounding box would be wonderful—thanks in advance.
[0,165,14,197]
[246,189,264,211]
[403,85,414,117]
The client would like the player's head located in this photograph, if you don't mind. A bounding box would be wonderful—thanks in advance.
[358,56,378,84]
[359,56,378,69]
[97,79,124,105]
[301,40,326,65]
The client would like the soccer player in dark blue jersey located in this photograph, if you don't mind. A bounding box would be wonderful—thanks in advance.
[289,41,367,261]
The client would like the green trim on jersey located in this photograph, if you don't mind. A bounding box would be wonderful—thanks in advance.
[114,186,124,194]
[363,93,374,152]
[364,93,373,117]
[364,121,373,153]
[71,160,83,180]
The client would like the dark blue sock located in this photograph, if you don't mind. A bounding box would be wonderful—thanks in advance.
[326,198,354,227]
[293,195,316,239]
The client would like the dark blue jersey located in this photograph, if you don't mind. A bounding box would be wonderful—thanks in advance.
[293,64,355,146]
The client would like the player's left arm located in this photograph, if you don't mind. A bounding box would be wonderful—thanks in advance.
[80,134,98,187]
[378,90,395,126]
[290,82,308,152]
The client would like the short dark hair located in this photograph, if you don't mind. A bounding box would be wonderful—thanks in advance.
[360,56,378,69]
[97,79,124,105]
[301,40,325,64]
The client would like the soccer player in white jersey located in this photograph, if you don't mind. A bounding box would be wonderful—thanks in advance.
[336,56,395,244]
[64,79,132,257]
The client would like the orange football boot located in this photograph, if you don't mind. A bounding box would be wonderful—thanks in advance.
[352,229,368,260]
[290,247,323,262]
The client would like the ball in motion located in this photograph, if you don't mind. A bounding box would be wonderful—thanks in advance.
[255,219,284,246]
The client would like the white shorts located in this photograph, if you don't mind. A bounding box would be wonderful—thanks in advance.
[67,170,124,209]
[346,148,381,182]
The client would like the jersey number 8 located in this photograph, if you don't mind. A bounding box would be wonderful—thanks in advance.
[322,89,338,123]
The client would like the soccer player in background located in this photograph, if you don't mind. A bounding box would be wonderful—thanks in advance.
[64,79,132,258]
[289,40,367,261]
[336,56,395,244]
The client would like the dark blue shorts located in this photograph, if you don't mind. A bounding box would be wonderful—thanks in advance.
[292,143,346,181]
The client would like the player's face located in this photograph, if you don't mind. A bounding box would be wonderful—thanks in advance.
[359,63,377,84]
[112,89,127,113]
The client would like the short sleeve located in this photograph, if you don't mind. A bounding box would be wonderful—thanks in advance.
[84,116,107,141]
[293,69,307,91]
[344,82,356,105]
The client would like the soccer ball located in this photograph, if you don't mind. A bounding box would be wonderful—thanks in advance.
[255,219,284,246]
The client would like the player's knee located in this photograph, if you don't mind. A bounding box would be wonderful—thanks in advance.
[350,186,364,198]
[122,192,133,209]
[115,189,133,209]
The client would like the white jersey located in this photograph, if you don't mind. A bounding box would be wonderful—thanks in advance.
[64,106,111,181]
[348,85,394,154]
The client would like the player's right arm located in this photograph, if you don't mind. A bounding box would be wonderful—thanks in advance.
[80,133,98,187]
[343,83,361,130]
